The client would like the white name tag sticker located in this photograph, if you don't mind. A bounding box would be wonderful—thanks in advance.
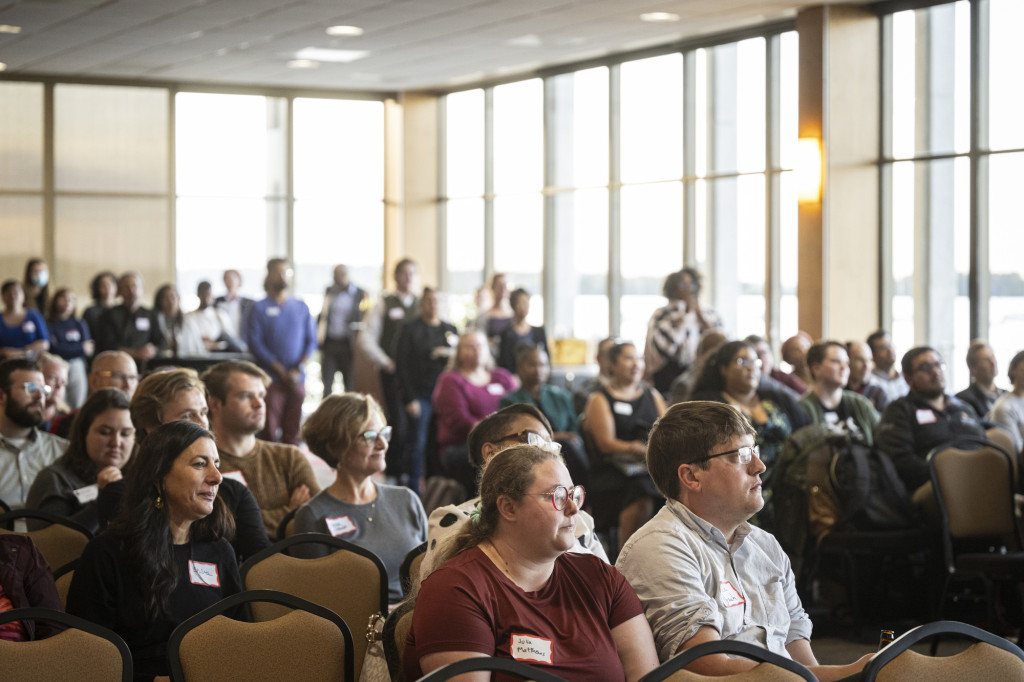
[915,409,937,425]
[221,470,247,486]
[66,329,82,342]
[824,411,839,426]
[486,383,505,396]
[510,633,553,665]
[72,484,99,504]
[135,317,150,331]
[325,515,357,537]
[613,401,633,416]
[267,307,281,317]
[720,580,746,608]
[388,307,405,320]
[22,321,36,334]
[188,560,221,587]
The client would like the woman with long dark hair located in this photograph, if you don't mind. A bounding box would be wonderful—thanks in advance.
[22,257,49,312]
[27,388,134,533]
[66,421,240,681]
[83,270,118,338]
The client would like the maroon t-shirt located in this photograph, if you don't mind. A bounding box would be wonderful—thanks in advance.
[406,547,643,681]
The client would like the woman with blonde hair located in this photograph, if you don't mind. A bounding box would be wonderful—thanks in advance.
[406,444,658,681]
[294,392,427,603]
[432,330,517,493]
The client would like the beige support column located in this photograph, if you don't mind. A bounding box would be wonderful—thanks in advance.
[797,6,880,342]
[395,91,440,287]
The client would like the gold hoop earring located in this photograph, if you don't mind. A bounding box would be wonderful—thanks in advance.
[155,495,163,510]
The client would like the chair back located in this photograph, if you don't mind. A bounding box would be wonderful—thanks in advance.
[0,510,92,571]
[0,607,132,682]
[52,559,78,610]
[416,656,569,681]
[986,426,1021,486]
[400,541,427,596]
[639,640,816,682]
[383,600,414,681]
[861,620,1024,681]
[929,442,1018,567]
[168,589,354,682]
[240,533,388,679]
[275,507,298,541]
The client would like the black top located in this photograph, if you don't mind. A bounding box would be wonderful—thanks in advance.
[496,324,549,373]
[95,305,165,367]
[395,317,458,403]
[955,383,1005,421]
[66,531,241,681]
[876,393,986,490]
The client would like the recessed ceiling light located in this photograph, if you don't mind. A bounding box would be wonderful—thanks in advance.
[326,25,364,37]
[0,25,22,34]
[295,47,368,63]
[640,12,680,22]
[287,59,319,69]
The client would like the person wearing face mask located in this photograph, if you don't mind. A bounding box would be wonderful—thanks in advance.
[0,280,50,361]
[66,421,241,682]
[246,262,316,446]
[22,258,49,313]
[27,388,134,534]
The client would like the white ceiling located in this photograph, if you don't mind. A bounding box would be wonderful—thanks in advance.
[0,0,870,93]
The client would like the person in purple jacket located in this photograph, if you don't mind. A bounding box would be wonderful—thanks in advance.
[246,260,316,445]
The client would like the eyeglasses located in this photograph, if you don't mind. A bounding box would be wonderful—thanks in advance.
[532,485,586,510]
[733,357,763,369]
[695,444,760,465]
[22,381,52,398]
[495,429,562,453]
[96,370,140,384]
[913,360,946,374]
[360,425,392,445]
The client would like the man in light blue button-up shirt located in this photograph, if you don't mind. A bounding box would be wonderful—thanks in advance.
[616,401,870,680]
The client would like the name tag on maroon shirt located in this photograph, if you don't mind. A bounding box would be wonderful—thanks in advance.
[511,633,553,665]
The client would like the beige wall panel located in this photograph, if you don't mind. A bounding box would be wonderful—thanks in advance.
[798,5,880,341]
[0,83,44,191]
[399,92,440,287]
[0,196,45,281]
[54,197,172,307]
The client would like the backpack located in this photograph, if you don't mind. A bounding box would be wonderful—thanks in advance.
[774,422,920,578]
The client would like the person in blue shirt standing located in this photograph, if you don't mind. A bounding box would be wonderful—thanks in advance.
[0,280,50,361]
[247,260,317,445]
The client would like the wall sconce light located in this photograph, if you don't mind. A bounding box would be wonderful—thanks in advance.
[796,137,822,203]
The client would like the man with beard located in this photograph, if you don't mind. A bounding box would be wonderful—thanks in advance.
[246,263,317,445]
[0,358,69,509]
[202,360,321,536]
[876,346,987,495]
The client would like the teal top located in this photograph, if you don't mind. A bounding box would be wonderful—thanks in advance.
[500,384,579,434]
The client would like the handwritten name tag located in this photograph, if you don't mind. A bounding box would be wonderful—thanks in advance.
[720,580,746,608]
[22,321,36,334]
[325,515,357,537]
[135,317,150,332]
[915,409,936,425]
[267,307,281,317]
[66,329,82,342]
[486,383,505,396]
[510,633,553,665]
[388,307,405,320]
[188,560,221,587]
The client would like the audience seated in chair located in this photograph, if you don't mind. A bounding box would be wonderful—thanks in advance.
[798,340,880,445]
[418,404,607,586]
[0,534,64,641]
[616,401,871,681]
[202,360,320,536]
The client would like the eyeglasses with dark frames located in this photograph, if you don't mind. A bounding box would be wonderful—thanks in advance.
[694,444,760,466]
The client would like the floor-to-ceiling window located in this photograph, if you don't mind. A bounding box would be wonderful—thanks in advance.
[439,26,798,360]
[882,0,1023,391]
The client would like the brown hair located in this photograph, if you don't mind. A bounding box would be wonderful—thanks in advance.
[201,360,270,403]
[646,401,756,499]
[131,368,205,439]
[301,392,384,467]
